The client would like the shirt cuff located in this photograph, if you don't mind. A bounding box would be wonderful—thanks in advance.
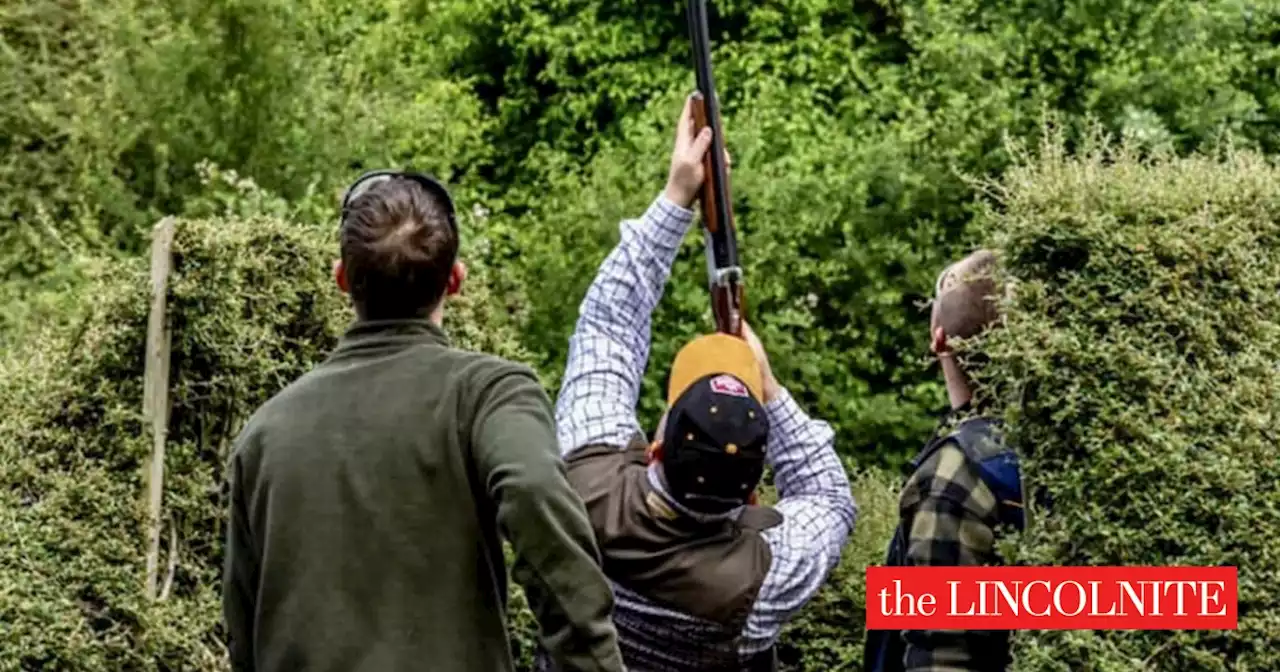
[642,192,697,251]
[764,387,809,440]
[656,192,696,217]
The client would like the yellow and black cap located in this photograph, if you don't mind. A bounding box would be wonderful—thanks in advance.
[661,334,770,514]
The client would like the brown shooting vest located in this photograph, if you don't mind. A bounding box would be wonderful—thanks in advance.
[557,435,783,671]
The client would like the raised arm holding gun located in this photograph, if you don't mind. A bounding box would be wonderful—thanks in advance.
[547,72,856,670]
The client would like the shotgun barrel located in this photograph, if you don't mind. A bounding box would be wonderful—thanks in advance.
[686,0,744,337]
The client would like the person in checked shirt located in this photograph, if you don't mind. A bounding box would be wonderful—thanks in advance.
[863,250,1025,672]
[546,95,857,672]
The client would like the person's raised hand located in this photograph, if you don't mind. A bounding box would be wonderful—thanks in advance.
[741,320,781,403]
[664,94,724,209]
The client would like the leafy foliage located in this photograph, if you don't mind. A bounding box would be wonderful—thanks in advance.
[971,128,1280,670]
[0,0,492,337]
[472,0,1280,467]
[7,0,1280,465]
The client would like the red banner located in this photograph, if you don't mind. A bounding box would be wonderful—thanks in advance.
[865,566,1237,630]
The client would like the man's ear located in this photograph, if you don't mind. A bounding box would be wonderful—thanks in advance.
[931,326,949,355]
[333,259,349,294]
[646,440,664,465]
[446,260,467,297]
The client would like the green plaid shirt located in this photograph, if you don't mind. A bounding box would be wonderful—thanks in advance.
[895,415,1014,672]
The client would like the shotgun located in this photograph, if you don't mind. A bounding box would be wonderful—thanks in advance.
[686,0,744,337]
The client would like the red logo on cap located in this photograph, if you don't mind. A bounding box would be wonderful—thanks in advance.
[709,375,749,398]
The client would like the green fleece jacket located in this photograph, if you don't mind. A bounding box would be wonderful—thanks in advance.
[222,319,623,672]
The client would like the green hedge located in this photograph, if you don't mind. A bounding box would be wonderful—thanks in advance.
[971,130,1280,670]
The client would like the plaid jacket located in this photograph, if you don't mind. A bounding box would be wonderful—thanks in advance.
[894,413,1021,672]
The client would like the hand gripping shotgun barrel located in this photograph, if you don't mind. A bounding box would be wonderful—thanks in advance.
[686,0,744,337]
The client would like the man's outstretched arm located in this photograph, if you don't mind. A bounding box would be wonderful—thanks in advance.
[472,366,624,672]
[555,95,713,456]
[738,324,858,655]
[740,388,857,653]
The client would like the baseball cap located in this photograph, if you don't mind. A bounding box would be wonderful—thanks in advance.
[661,334,770,514]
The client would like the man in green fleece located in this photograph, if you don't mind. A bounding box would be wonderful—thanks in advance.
[221,170,624,672]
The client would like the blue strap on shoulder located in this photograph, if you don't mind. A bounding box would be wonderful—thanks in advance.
[950,418,1025,532]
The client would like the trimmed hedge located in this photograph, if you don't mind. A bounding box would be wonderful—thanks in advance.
[971,129,1280,670]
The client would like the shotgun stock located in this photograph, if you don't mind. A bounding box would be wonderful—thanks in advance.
[687,0,744,337]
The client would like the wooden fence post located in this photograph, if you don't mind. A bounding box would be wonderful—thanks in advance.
[143,217,176,601]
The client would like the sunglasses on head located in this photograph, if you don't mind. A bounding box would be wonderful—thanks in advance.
[339,169,458,234]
